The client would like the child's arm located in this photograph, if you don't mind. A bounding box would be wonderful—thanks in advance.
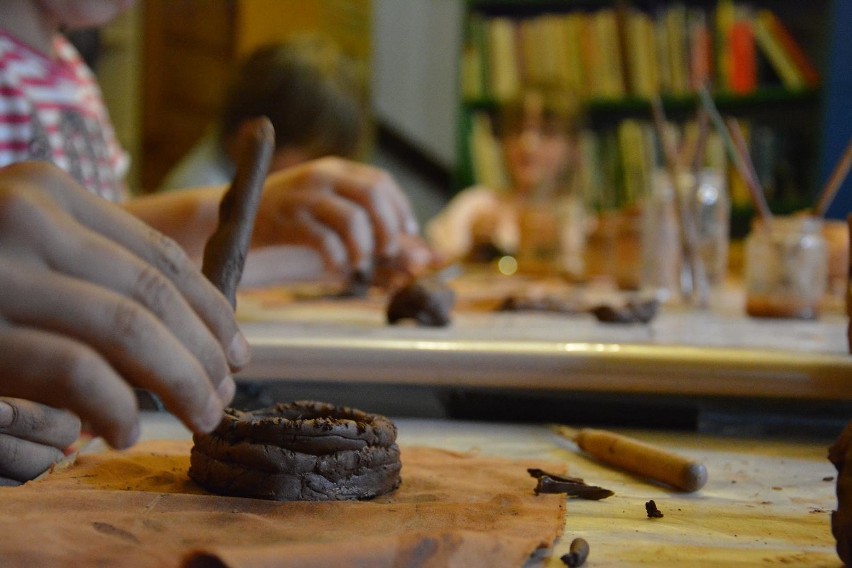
[125,157,433,282]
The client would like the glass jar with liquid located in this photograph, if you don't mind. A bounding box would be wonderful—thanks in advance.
[745,215,828,319]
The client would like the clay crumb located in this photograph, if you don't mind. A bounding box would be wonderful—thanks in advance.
[645,500,664,518]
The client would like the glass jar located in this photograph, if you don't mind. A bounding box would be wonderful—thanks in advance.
[516,197,561,275]
[641,170,682,301]
[745,215,828,319]
[692,168,730,286]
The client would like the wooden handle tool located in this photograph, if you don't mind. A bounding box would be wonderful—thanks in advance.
[553,425,708,492]
[202,116,274,306]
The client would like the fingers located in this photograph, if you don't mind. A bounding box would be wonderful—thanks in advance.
[29,200,234,395]
[0,162,235,452]
[305,192,374,272]
[258,157,424,277]
[0,476,21,487]
[316,159,420,256]
[0,264,226,440]
[331,169,404,258]
[0,397,80,448]
[0,434,65,483]
[0,162,249,373]
[279,211,349,272]
[0,328,138,449]
[0,398,80,482]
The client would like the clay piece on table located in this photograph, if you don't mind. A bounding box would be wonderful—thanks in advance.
[498,295,582,314]
[560,537,590,567]
[830,420,852,565]
[527,468,614,500]
[591,298,659,324]
[189,401,401,501]
[386,276,456,327]
[337,268,373,299]
[645,499,664,518]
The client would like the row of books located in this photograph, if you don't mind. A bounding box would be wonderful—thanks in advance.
[466,110,806,215]
[460,1,820,103]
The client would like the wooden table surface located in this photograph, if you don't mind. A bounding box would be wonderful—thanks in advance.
[234,275,852,401]
[131,411,843,567]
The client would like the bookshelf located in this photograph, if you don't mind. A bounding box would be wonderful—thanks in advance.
[456,0,841,227]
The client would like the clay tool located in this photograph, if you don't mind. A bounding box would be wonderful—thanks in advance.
[202,116,275,306]
[552,425,708,492]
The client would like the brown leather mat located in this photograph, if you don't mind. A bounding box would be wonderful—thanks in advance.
[0,441,566,567]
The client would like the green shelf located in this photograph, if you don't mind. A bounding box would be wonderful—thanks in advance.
[462,87,820,116]
[585,88,820,114]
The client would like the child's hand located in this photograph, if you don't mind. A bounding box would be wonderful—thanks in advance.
[253,157,425,277]
[0,162,243,451]
[0,398,80,485]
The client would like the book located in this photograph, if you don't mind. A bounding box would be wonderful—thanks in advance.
[464,14,490,101]
[488,17,521,101]
[756,10,819,89]
[687,8,712,92]
[752,12,805,89]
[593,8,626,99]
[715,0,736,91]
[729,8,757,94]
[618,119,652,205]
[469,112,508,190]
[664,4,690,96]
[626,9,659,99]
[654,7,673,94]
[559,13,586,99]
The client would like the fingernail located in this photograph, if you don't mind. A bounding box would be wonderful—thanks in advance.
[405,217,420,234]
[216,375,236,406]
[199,392,224,433]
[228,332,251,368]
[0,401,13,428]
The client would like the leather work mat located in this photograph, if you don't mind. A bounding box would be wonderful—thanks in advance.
[0,441,566,567]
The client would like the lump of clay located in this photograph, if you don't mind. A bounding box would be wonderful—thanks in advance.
[830,420,852,565]
[498,295,581,314]
[189,401,401,501]
[591,298,659,324]
[386,276,456,327]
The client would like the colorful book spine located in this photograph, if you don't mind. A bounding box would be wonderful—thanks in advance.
[688,8,712,92]
[729,8,757,94]
[460,4,818,104]
[758,10,820,88]
[715,0,736,92]
[752,12,805,89]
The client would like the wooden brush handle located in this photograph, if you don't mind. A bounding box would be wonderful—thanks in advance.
[576,428,708,492]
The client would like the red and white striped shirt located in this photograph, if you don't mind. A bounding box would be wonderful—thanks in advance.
[0,30,128,202]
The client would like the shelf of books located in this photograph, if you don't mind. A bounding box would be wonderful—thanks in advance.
[456,0,830,230]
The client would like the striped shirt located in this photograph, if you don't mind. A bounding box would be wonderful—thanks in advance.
[0,30,128,202]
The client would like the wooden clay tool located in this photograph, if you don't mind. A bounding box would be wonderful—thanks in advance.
[552,425,708,492]
[202,116,275,306]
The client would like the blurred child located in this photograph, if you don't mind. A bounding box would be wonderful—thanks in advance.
[0,1,431,284]
[426,89,584,272]
[160,34,367,190]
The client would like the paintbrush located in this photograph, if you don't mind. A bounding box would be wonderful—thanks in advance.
[814,138,852,218]
[552,424,708,492]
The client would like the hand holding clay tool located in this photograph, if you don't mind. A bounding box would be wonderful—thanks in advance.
[552,425,708,492]
[202,116,275,306]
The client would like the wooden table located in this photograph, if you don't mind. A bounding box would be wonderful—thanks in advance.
[234,276,852,402]
[131,411,842,567]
